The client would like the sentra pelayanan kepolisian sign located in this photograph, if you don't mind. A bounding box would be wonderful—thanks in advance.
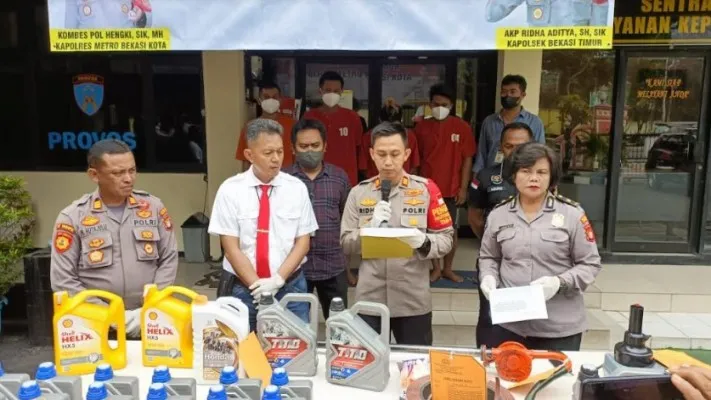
[614,0,711,45]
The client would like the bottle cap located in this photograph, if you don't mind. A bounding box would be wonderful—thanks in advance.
[152,366,171,383]
[262,385,280,400]
[146,383,167,400]
[18,381,42,400]
[94,364,114,382]
[86,382,108,400]
[270,367,288,386]
[259,293,275,306]
[35,362,57,380]
[330,297,345,312]
[219,366,238,385]
[207,385,227,400]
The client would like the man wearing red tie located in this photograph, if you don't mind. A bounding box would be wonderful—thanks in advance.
[209,119,318,331]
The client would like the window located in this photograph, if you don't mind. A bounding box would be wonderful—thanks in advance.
[152,58,205,167]
[0,11,19,49]
[35,56,145,170]
[0,66,32,169]
[539,50,616,247]
[382,63,446,128]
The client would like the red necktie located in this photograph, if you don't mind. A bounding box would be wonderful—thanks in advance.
[255,185,271,278]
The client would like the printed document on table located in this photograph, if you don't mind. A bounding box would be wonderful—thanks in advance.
[489,285,548,325]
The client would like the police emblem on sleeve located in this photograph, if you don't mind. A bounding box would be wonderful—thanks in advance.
[491,175,502,184]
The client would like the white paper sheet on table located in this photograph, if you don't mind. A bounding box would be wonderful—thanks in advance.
[489,285,548,325]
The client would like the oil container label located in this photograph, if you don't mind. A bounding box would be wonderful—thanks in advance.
[143,308,182,361]
[201,322,239,381]
[56,316,103,371]
[328,328,374,380]
[258,320,307,368]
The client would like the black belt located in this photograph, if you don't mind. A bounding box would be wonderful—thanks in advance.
[216,269,303,297]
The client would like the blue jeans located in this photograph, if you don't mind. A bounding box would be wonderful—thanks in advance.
[230,271,310,332]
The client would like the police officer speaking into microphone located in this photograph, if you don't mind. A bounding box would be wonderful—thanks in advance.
[341,122,454,345]
[50,139,178,339]
[467,122,534,348]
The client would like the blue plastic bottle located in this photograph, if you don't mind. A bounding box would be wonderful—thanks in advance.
[218,367,260,400]
[94,363,139,399]
[151,366,195,398]
[17,380,68,400]
[35,362,82,400]
[146,383,167,400]
[261,385,280,400]
[0,361,30,400]
[86,382,109,400]
[206,385,226,400]
[270,368,311,400]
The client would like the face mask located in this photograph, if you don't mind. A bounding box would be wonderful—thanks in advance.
[322,93,341,107]
[501,96,521,109]
[431,106,450,120]
[260,98,280,114]
[296,150,324,169]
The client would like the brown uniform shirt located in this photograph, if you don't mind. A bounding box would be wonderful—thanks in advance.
[340,174,454,318]
[50,190,178,310]
[479,194,602,338]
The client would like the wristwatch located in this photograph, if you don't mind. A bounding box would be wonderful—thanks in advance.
[557,276,568,293]
[417,236,431,255]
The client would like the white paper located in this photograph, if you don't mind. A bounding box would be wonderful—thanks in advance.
[489,285,548,325]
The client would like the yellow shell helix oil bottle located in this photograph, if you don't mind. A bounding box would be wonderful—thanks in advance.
[53,290,127,376]
[141,284,199,368]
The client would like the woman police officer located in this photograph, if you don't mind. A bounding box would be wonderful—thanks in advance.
[478,142,601,351]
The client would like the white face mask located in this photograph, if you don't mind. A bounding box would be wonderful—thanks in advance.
[260,98,280,114]
[432,106,450,120]
[322,93,341,107]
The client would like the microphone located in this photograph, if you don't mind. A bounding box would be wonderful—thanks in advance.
[379,180,391,227]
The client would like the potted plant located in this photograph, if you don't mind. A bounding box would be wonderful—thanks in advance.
[0,176,35,334]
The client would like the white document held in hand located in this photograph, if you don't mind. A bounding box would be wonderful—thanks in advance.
[489,285,549,325]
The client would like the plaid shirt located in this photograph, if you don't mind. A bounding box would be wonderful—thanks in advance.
[284,162,351,280]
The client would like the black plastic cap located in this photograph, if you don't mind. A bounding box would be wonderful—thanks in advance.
[259,293,275,306]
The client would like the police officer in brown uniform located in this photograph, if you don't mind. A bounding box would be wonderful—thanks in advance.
[478,142,601,351]
[340,122,454,345]
[50,139,178,338]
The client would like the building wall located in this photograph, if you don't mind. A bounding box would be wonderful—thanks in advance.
[496,50,542,115]
[9,50,541,255]
[7,51,248,254]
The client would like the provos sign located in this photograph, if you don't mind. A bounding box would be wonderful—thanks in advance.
[614,0,711,45]
[49,28,171,52]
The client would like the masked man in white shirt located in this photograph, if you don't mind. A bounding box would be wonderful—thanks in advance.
[209,119,319,331]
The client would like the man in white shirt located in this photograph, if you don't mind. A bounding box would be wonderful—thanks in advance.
[209,118,319,331]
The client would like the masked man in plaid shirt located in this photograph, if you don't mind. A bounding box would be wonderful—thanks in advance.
[284,119,352,319]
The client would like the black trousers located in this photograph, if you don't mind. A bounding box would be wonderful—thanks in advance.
[306,271,349,320]
[360,312,433,346]
[488,325,583,352]
[476,286,493,347]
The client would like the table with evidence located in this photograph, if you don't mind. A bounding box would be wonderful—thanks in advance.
[81,342,606,399]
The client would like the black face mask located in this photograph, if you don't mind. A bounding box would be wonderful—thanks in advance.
[501,96,521,109]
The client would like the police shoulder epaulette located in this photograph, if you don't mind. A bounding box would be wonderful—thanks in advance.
[409,174,428,184]
[132,189,150,196]
[358,177,377,186]
[555,194,580,207]
[494,195,515,209]
[74,193,92,206]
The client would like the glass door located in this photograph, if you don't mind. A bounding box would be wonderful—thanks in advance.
[611,53,710,253]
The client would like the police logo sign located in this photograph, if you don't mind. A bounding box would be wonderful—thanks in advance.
[73,74,104,116]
